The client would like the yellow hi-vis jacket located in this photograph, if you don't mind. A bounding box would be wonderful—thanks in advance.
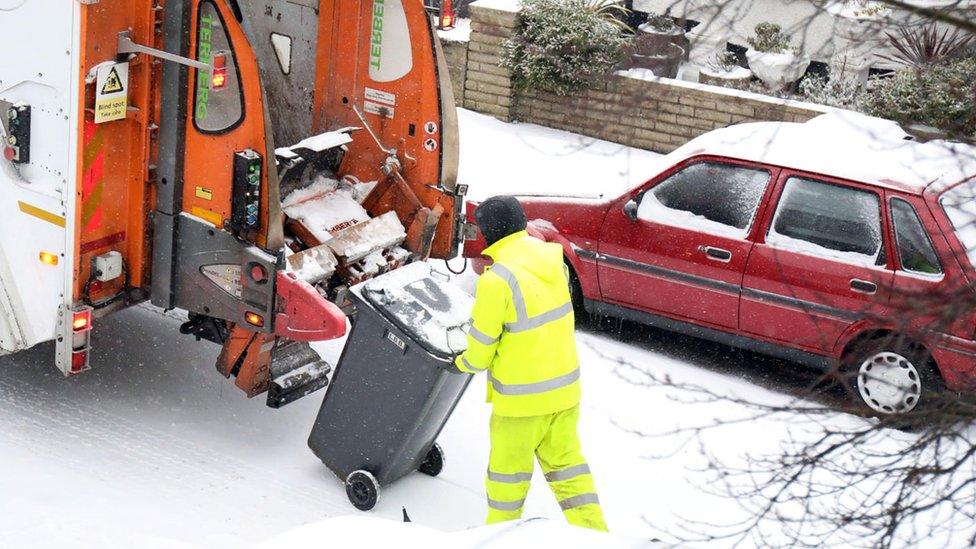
[455,230,580,417]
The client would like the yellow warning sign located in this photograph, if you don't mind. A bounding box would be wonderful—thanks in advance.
[100,67,124,94]
[94,62,129,124]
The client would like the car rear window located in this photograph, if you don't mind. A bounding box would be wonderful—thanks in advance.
[941,180,976,270]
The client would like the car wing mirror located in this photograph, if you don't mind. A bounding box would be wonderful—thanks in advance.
[623,199,639,222]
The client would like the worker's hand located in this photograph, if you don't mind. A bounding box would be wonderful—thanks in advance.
[444,357,465,374]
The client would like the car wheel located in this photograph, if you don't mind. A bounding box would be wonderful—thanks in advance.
[845,339,941,416]
[566,264,587,321]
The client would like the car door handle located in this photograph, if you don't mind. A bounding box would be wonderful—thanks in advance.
[850,278,877,295]
[699,245,732,262]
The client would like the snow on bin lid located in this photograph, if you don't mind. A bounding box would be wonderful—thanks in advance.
[359,262,474,358]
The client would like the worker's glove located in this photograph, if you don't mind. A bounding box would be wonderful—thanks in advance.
[444,357,465,375]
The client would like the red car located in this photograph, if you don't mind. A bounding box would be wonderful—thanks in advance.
[464,113,976,415]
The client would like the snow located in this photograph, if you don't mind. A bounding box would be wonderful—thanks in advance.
[262,516,655,548]
[457,109,662,201]
[700,65,752,79]
[282,177,371,242]
[437,18,471,43]
[469,0,520,12]
[666,110,976,194]
[359,262,473,357]
[3,107,971,547]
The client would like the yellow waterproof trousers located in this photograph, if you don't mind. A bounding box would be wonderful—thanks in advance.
[486,404,608,532]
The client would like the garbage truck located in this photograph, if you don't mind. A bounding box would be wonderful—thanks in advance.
[0,0,469,411]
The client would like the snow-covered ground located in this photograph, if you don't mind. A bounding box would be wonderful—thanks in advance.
[0,109,874,547]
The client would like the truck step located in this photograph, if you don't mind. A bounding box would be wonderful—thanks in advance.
[267,340,333,409]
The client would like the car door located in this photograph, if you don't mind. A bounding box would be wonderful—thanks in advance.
[887,194,971,339]
[740,172,894,353]
[597,158,776,330]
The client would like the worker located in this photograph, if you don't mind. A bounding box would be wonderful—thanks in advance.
[454,195,608,532]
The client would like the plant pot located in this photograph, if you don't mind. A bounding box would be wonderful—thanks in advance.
[699,65,753,87]
[630,43,685,79]
[746,49,810,90]
[634,25,690,61]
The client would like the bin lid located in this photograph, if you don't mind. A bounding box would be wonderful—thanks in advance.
[358,262,474,359]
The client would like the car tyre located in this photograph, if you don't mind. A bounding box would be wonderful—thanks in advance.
[844,338,942,417]
[566,264,587,322]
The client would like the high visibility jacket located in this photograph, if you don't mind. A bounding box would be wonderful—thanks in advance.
[455,231,580,417]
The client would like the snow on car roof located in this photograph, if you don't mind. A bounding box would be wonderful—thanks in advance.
[669,110,976,194]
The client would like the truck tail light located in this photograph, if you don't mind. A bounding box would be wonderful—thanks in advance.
[70,349,88,374]
[438,0,455,30]
[211,52,228,90]
[39,251,58,266]
[72,309,92,333]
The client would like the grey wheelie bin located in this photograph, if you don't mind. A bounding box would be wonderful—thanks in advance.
[308,262,474,510]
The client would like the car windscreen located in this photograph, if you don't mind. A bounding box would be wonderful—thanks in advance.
[940,179,976,270]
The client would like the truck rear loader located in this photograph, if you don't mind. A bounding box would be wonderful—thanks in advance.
[0,0,465,408]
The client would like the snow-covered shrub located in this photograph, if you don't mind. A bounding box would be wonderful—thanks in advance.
[798,73,868,110]
[706,50,740,73]
[501,0,628,95]
[747,22,794,54]
[866,57,976,139]
[642,9,680,33]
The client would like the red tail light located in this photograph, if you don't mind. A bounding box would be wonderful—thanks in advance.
[72,309,92,333]
[71,349,89,374]
[211,52,228,90]
[438,0,455,30]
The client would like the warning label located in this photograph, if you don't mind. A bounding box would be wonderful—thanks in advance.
[364,86,395,119]
[95,62,128,124]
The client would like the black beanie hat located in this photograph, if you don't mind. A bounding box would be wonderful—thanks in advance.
[474,195,528,247]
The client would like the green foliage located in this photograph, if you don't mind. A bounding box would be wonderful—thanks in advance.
[798,73,868,110]
[706,50,741,73]
[866,57,976,138]
[501,0,629,95]
[747,22,794,54]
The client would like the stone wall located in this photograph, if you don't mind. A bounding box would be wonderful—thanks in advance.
[517,74,832,153]
[440,39,469,106]
[456,0,835,153]
[461,1,518,121]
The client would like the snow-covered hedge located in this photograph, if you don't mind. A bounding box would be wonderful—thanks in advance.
[866,58,976,139]
[500,0,627,95]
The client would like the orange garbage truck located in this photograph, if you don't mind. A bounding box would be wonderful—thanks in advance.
[0,0,463,408]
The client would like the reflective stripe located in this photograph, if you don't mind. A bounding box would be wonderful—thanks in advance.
[462,356,487,372]
[544,463,591,482]
[489,264,527,320]
[469,325,499,346]
[488,368,580,396]
[487,470,533,483]
[487,497,525,511]
[558,493,600,510]
[491,263,573,333]
[504,302,573,333]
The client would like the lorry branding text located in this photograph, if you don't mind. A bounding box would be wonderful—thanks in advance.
[369,0,384,71]
[195,14,214,120]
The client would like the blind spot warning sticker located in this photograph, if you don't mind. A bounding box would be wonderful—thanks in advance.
[423,138,437,152]
[94,63,128,124]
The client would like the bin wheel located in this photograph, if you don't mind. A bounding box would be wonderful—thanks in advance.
[418,443,445,477]
[345,470,380,511]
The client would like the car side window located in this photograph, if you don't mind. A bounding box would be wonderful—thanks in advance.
[637,161,770,238]
[766,176,883,266]
[891,198,943,275]
[193,0,244,134]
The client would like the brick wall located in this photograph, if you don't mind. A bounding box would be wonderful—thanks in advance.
[458,0,835,153]
[461,1,518,121]
[441,40,469,105]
